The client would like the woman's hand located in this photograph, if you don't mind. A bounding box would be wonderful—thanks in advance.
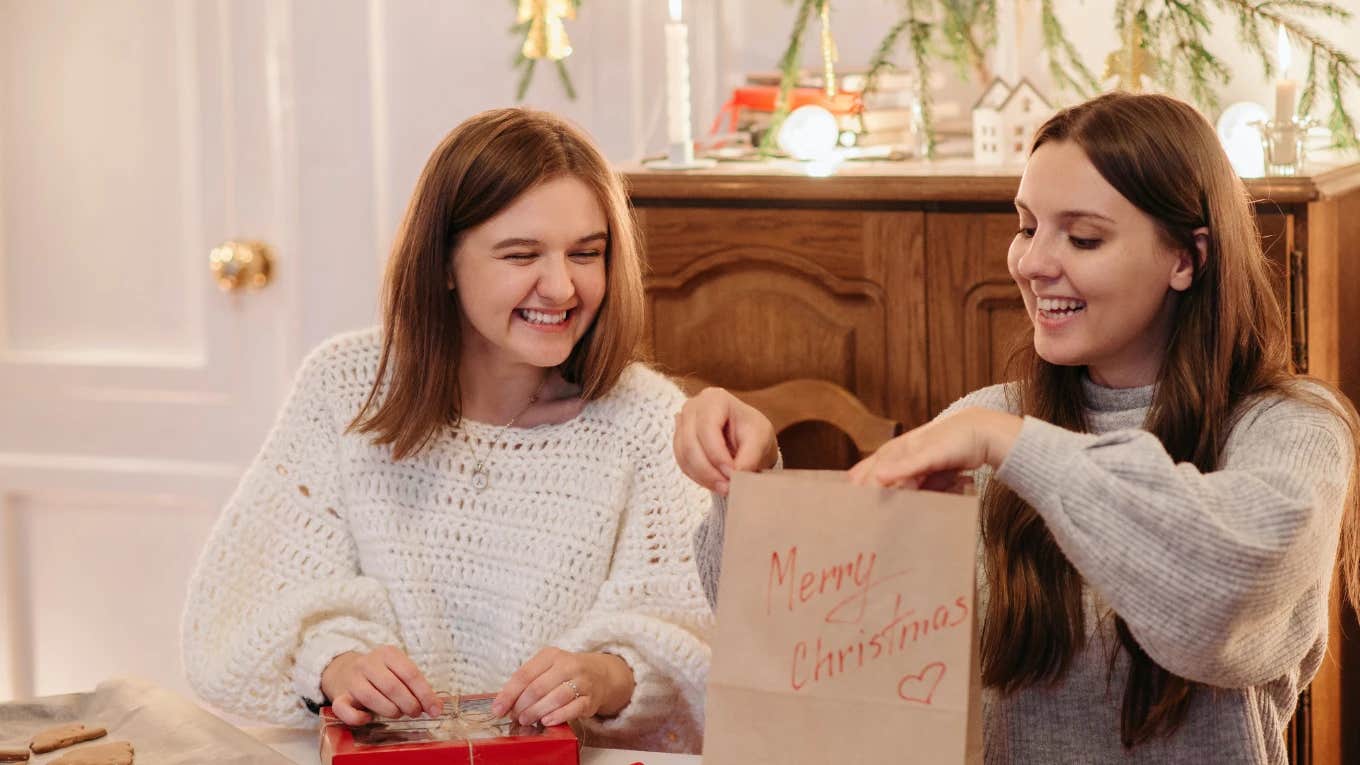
[491,648,634,727]
[848,407,1023,489]
[320,645,443,725]
[674,387,779,495]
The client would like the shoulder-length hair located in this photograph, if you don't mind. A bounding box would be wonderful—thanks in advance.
[349,108,646,460]
[980,92,1360,747]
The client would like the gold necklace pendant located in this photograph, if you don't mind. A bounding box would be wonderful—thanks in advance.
[465,374,549,495]
[470,463,490,493]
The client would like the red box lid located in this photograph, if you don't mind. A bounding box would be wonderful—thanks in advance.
[319,694,580,765]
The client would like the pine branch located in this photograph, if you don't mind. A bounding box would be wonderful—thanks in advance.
[906,0,937,158]
[1298,45,1320,116]
[938,0,992,82]
[1326,56,1360,150]
[1158,2,1231,108]
[516,59,537,102]
[1040,0,1101,96]
[863,19,914,103]
[858,0,986,156]
[1231,4,1275,81]
[760,0,821,155]
[556,60,578,101]
[1260,0,1350,19]
[510,0,534,101]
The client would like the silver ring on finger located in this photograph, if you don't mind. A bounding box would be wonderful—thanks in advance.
[562,679,581,700]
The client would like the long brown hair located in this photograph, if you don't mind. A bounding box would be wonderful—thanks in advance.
[349,108,646,459]
[980,92,1360,747]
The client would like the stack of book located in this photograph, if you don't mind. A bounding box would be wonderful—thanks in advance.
[708,68,975,158]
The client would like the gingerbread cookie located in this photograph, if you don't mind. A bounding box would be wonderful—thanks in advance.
[0,747,29,762]
[50,742,133,765]
[28,723,106,754]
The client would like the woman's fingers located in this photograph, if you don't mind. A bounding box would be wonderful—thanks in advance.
[510,650,579,722]
[539,695,591,727]
[730,416,776,473]
[498,649,610,727]
[674,392,734,492]
[494,648,556,718]
[517,674,582,725]
[331,693,373,726]
[852,434,933,489]
[847,453,879,486]
[872,427,970,487]
[321,646,442,721]
[675,413,726,491]
[675,389,780,495]
[383,650,443,717]
[694,396,739,475]
[366,663,424,718]
[351,678,402,719]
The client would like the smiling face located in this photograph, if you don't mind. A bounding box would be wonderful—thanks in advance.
[1009,140,1196,388]
[451,175,608,372]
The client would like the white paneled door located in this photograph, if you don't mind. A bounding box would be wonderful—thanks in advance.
[0,0,309,702]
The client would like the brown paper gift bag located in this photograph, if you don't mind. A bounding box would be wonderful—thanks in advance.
[703,470,983,764]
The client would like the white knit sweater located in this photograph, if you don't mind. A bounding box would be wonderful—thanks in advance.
[181,328,715,752]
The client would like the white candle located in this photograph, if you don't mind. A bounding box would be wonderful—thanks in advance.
[1273,24,1299,164]
[665,0,694,164]
[1274,26,1297,123]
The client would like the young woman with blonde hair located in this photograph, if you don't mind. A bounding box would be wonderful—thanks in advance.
[677,92,1359,762]
[184,108,712,752]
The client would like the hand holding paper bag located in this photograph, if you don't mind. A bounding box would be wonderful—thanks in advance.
[703,471,983,765]
[848,407,1022,490]
[673,387,779,495]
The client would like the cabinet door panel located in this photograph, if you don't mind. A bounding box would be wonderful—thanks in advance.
[926,212,1027,414]
[639,207,925,467]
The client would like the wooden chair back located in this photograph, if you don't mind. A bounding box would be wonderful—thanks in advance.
[680,377,902,459]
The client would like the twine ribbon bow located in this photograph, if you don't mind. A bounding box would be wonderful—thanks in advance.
[325,691,511,762]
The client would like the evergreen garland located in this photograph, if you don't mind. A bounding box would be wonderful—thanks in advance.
[771,0,1359,155]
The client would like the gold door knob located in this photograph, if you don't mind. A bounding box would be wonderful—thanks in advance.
[209,240,274,292]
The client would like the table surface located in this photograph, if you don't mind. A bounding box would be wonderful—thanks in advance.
[246,726,702,764]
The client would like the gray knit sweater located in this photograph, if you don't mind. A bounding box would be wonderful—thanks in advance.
[693,378,1354,764]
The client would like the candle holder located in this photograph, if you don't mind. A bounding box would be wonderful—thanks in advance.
[643,147,717,171]
[1252,117,1316,176]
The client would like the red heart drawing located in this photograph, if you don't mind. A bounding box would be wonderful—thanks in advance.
[897,662,946,705]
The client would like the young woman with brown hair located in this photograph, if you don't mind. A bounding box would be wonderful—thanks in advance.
[183,108,713,752]
[676,92,1359,762]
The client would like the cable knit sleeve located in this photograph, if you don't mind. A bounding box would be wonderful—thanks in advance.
[551,376,715,753]
[994,392,1353,688]
[181,343,402,726]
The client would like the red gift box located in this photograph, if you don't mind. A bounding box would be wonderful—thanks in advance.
[319,693,580,765]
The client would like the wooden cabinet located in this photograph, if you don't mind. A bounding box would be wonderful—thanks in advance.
[625,160,1360,764]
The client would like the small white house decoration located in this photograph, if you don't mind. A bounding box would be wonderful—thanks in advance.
[972,77,1053,164]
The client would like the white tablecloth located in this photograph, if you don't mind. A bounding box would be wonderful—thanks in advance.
[245,726,702,765]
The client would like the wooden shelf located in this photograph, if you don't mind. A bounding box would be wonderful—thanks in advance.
[623,158,1360,206]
